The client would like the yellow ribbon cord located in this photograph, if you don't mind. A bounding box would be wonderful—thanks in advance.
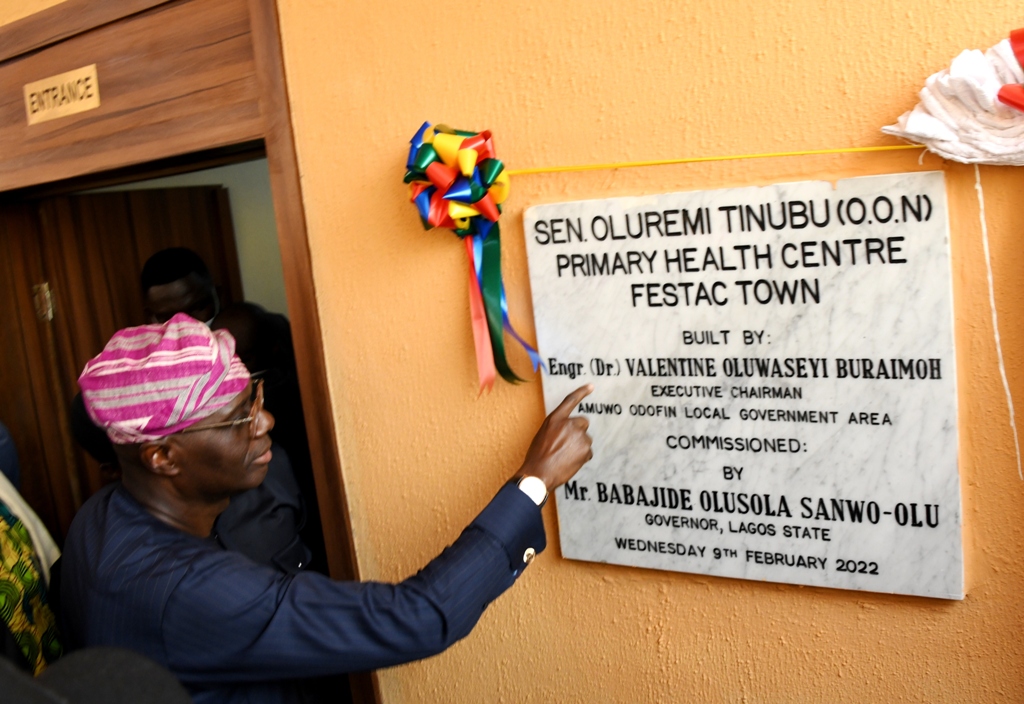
[505,144,926,177]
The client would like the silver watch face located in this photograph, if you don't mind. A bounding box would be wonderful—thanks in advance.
[518,476,548,506]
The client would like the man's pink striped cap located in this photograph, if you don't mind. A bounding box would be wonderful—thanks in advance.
[79,313,251,445]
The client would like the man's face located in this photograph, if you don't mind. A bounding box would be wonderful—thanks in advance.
[144,273,218,324]
[165,382,275,500]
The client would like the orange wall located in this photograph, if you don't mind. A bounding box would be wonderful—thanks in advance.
[0,0,62,27]
[276,1,1024,700]
[4,0,1020,700]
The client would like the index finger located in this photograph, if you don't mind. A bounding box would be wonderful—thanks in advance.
[551,384,595,419]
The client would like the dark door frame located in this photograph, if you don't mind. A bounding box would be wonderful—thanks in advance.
[0,2,375,700]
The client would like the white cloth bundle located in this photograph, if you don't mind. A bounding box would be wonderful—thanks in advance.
[883,39,1024,165]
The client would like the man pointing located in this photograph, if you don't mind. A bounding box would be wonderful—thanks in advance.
[61,314,593,703]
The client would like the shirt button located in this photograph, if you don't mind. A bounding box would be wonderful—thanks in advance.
[523,547,536,565]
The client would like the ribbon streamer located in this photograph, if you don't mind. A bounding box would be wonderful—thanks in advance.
[406,122,542,390]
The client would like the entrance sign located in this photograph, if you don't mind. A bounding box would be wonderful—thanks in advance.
[524,172,962,599]
[24,64,100,126]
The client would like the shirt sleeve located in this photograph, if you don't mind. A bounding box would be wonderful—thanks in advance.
[161,483,545,686]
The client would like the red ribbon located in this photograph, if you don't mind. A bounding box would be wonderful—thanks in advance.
[465,237,497,391]
[997,28,1024,111]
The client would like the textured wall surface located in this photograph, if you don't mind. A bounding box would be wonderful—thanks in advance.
[275,1,1024,700]
[3,0,1022,701]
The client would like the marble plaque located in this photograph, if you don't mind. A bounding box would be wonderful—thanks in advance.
[523,172,962,599]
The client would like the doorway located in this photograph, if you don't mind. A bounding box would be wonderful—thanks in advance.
[0,174,245,538]
[0,1,371,697]
[0,0,360,581]
[0,155,306,544]
[0,0,357,581]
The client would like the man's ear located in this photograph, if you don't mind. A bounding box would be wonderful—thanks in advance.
[139,440,180,477]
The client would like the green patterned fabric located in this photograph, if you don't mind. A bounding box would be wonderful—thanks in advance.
[0,502,61,674]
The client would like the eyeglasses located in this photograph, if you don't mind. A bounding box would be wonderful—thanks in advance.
[180,380,264,438]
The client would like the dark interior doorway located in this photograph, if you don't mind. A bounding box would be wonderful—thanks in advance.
[0,154,280,540]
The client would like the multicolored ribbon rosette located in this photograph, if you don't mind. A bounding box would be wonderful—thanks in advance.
[405,122,543,391]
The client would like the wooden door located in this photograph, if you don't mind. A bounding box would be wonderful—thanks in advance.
[0,186,242,539]
[0,203,79,539]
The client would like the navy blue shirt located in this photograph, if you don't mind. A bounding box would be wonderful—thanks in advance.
[61,483,545,704]
[0,421,20,488]
[213,443,312,575]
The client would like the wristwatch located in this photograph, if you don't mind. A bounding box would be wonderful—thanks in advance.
[516,475,548,508]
